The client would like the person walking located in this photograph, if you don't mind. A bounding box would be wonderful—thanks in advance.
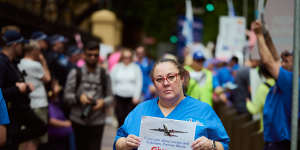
[64,41,113,150]
[110,49,143,127]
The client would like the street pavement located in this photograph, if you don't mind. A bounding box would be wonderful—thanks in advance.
[101,124,117,150]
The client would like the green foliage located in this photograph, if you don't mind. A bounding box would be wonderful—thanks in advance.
[141,0,179,41]
[200,0,228,44]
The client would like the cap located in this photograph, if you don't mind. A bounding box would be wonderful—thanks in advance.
[2,30,25,46]
[48,34,68,45]
[31,31,47,41]
[193,51,205,61]
[66,45,82,56]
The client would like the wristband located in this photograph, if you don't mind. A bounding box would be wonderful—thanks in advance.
[211,140,216,150]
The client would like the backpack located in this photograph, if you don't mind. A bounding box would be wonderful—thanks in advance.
[264,82,272,88]
[74,67,107,97]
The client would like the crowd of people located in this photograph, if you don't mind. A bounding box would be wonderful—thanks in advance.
[0,24,160,150]
[0,19,299,150]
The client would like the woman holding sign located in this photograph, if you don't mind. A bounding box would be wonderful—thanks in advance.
[114,59,230,150]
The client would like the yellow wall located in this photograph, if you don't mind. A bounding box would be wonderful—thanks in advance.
[91,10,122,46]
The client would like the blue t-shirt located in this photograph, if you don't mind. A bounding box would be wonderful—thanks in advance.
[0,88,10,125]
[232,64,240,71]
[114,96,230,150]
[216,67,234,86]
[263,67,300,142]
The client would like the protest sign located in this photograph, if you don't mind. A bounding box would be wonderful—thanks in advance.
[138,116,196,150]
[216,16,246,62]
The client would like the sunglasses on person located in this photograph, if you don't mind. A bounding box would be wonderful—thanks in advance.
[153,72,180,84]
[86,53,99,58]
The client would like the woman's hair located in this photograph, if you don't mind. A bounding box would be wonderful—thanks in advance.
[150,58,190,91]
[119,48,133,62]
[23,40,40,55]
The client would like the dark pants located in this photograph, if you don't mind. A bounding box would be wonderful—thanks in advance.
[48,136,69,150]
[114,95,136,128]
[264,140,291,150]
[72,122,104,150]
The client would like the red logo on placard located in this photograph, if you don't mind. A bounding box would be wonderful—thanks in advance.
[151,146,166,150]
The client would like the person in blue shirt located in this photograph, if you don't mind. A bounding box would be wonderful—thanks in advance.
[135,45,155,100]
[253,21,300,150]
[215,61,234,87]
[0,88,10,147]
[228,56,240,77]
[114,58,230,150]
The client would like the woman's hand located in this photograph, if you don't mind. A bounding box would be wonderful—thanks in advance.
[125,134,141,149]
[191,136,214,150]
[116,134,141,150]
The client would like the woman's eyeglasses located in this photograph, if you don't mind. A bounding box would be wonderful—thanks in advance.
[153,73,180,84]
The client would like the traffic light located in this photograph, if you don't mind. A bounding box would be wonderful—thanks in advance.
[206,4,215,12]
[170,35,178,44]
[205,1,215,12]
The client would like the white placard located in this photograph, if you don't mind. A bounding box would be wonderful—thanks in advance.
[99,44,113,60]
[216,16,246,62]
[138,116,196,150]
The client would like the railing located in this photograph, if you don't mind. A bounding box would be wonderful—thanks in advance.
[214,102,264,150]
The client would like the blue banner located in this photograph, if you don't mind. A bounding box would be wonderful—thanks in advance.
[176,16,204,59]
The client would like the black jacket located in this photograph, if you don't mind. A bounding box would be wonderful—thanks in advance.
[0,53,30,110]
[0,53,47,148]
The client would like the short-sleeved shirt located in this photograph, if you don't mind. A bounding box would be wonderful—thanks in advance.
[0,88,10,124]
[263,67,300,142]
[18,59,48,108]
[216,67,234,86]
[232,64,240,71]
[113,96,230,150]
